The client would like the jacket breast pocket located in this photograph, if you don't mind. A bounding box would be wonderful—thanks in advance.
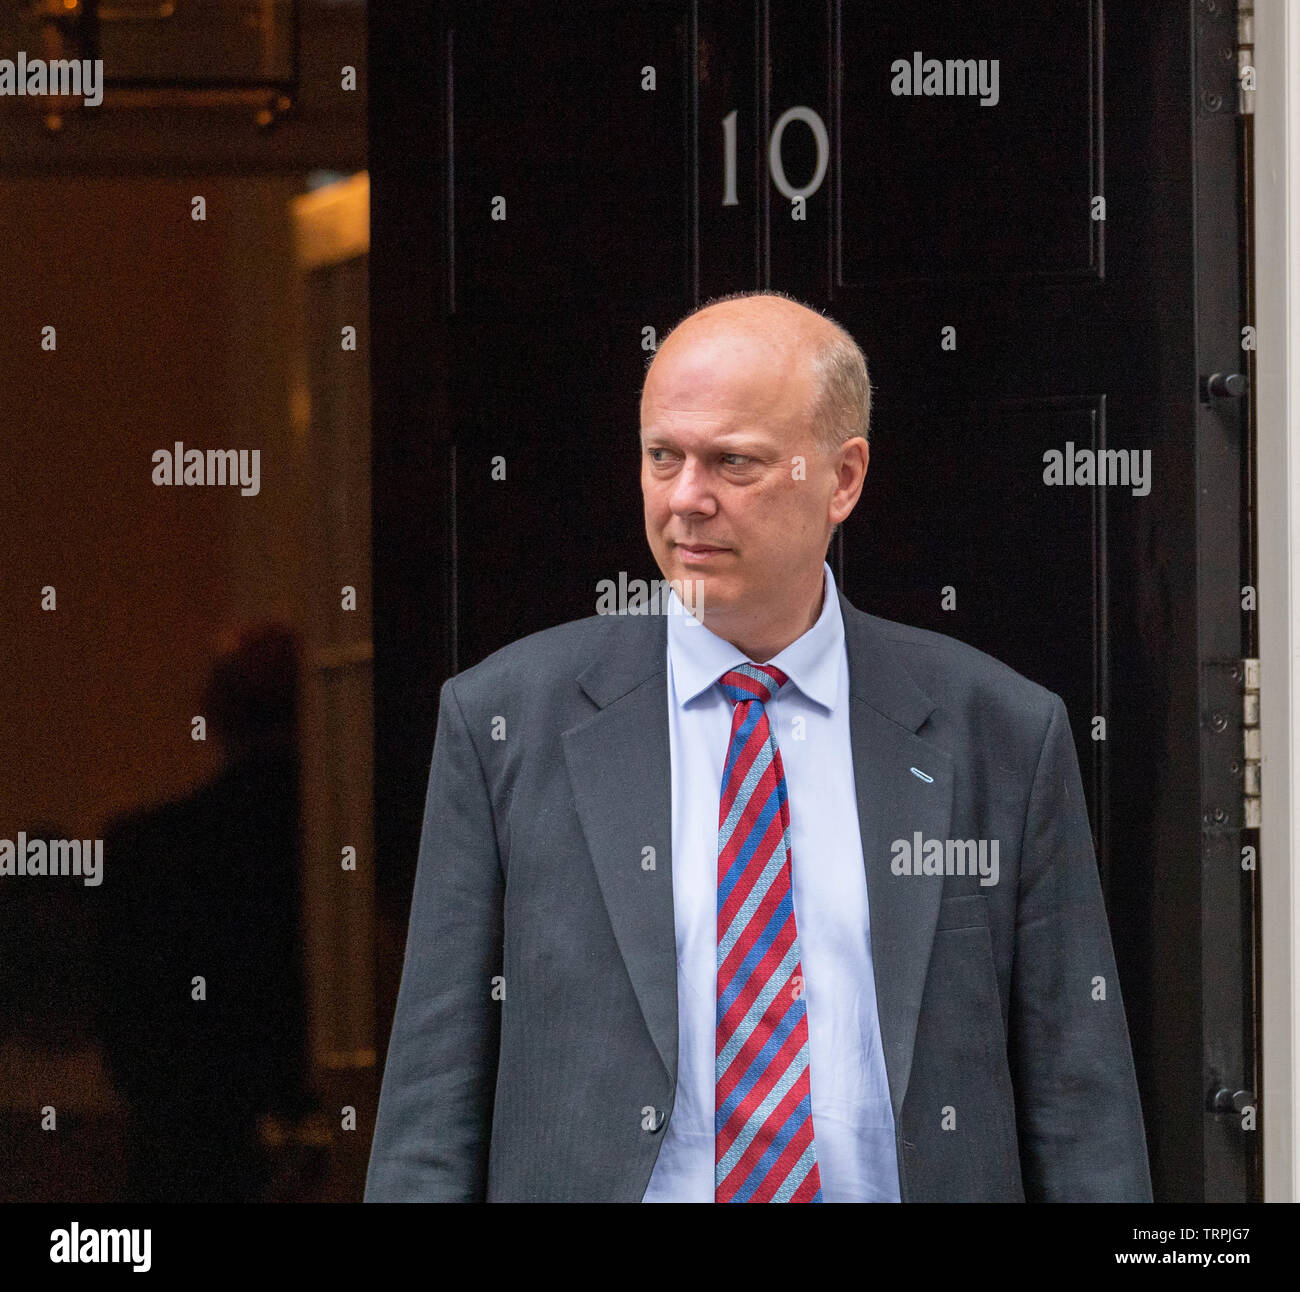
[933,893,989,932]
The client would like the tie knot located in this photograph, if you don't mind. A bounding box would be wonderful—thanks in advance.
[717,662,788,707]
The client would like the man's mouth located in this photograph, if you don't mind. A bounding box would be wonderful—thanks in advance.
[674,542,729,563]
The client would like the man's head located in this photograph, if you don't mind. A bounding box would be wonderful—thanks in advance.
[203,623,300,764]
[639,291,871,660]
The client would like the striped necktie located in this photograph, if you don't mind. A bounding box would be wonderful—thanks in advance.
[714,662,824,1203]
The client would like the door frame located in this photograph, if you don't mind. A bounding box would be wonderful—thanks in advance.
[1254,0,1300,1205]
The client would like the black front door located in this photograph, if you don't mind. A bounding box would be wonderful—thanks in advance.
[370,0,1257,1201]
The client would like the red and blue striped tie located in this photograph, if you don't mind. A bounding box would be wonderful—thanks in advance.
[714,662,824,1203]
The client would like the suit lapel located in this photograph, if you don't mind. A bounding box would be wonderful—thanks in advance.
[562,614,678,1082]
[839,593,953,1119]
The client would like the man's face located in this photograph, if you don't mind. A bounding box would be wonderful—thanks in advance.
[639,323,838,629]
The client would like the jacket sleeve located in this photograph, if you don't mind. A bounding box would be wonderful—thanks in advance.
[1008,693,1153,1201]
[364,676,505,1201]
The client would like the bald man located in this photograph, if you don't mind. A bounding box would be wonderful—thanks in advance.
[365,291,1151,1203]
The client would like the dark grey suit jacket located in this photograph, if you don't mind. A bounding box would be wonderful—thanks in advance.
[365,590,1152,1202]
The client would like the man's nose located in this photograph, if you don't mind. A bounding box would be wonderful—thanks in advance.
[667,459,717,515]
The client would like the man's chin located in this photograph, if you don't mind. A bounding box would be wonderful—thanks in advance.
[663,568,740,618]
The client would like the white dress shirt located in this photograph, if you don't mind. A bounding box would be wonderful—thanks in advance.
[642,562,900,1202]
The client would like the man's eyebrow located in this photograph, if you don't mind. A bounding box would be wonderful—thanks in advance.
[711,434,781,454]
[640,428,776,447]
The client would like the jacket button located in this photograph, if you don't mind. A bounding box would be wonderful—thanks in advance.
[646,1108,667,1134]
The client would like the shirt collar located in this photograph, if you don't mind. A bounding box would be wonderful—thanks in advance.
[666,562,843,711]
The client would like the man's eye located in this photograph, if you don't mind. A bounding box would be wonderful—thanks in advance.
[721,454,750,466]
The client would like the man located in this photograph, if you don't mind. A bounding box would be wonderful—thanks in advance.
[365,292,1151,1202]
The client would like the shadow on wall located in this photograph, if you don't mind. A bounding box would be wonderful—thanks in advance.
[0,624,327,1202]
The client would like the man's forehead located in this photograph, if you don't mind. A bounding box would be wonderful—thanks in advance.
[640,416,779,442]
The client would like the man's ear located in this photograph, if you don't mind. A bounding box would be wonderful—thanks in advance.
[829,437,869,526]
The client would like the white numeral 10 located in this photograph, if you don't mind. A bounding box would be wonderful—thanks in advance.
[722,105,830,206]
